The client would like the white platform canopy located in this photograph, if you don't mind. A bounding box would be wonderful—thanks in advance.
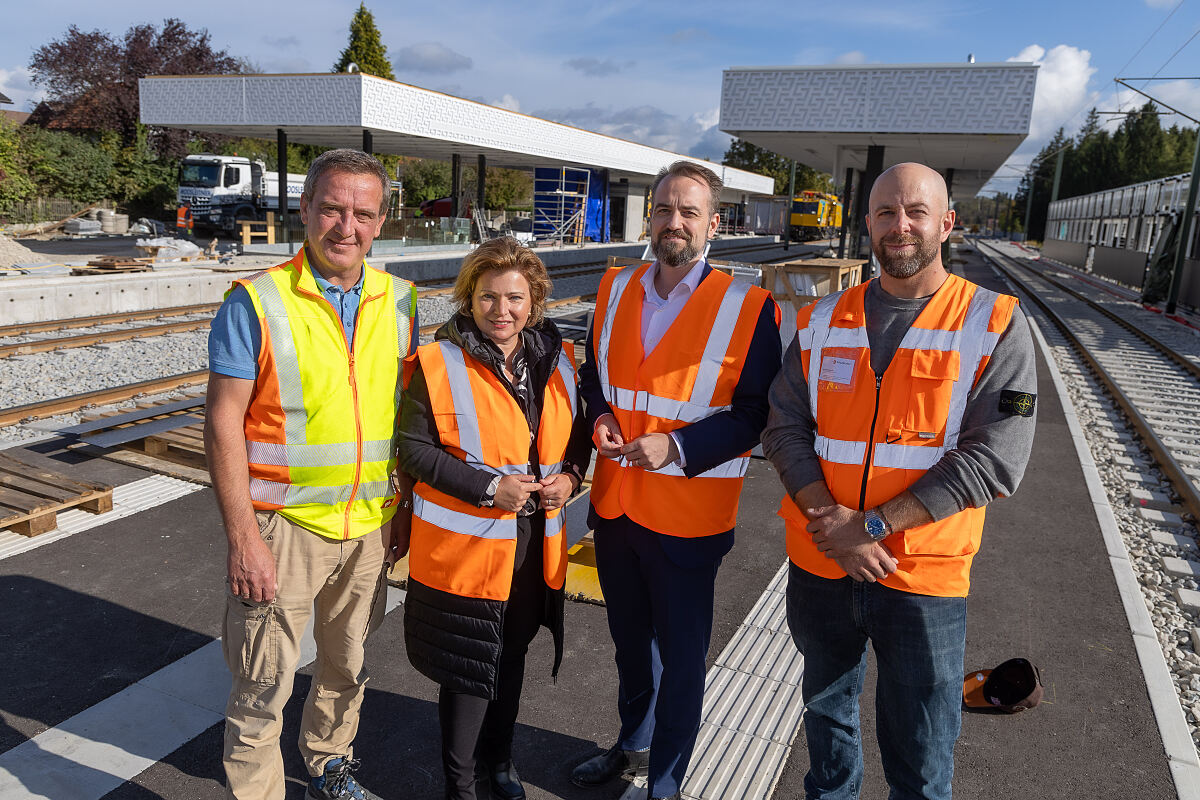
[139,73,774,198]
[719,63,1038,197]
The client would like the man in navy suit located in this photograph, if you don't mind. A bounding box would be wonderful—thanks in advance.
[571,161,781,800]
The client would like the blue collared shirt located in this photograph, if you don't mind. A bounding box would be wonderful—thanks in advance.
[209,263,413,379]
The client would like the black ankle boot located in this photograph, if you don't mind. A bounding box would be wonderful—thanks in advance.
[488,760,525,800]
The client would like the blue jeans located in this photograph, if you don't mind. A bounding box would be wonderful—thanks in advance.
[786,563,967,800]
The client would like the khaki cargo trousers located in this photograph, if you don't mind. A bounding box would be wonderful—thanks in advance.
[222,511,389,800]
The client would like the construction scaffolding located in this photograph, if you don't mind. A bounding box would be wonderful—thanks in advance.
[534,167,590,246]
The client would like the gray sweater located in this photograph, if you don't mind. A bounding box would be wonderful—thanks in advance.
[761,278,1037,521]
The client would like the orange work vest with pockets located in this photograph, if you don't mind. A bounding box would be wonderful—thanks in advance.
[780,274,1018,597]
[408,339,578,602]
[591,262,776,536]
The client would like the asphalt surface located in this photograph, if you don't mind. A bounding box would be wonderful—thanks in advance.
[0,247,1181,799]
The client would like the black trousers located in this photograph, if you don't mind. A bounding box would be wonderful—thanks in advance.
[440,514,545,799]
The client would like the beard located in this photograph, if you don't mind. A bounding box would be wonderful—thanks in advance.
[873,233,941,279]
[651,228,701,268]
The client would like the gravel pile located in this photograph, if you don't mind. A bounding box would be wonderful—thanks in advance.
[0,235,38,268]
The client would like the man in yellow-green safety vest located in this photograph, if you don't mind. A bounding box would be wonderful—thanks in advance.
[205,148,417,800]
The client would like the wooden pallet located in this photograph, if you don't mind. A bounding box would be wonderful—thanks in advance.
[71,256,154,275]
[0,453,113,536]
[79,401,208,471]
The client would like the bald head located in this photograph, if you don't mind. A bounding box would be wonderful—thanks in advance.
[865,162,955,289]
[869,162,949,216]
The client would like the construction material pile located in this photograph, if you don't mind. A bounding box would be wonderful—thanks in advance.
[0,235,38,269]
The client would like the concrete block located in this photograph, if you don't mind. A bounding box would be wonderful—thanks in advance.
[1176,590,1200,612]
[1151,530,1197,549]
[1122,469,1160,485]
[1131,487,1181,512]
[1140,508,1186,527]
[1162,556,1200,578]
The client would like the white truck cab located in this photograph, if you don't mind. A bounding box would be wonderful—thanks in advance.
[177,154,304,232]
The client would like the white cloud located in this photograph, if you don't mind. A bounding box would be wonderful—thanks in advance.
[564,58,636,77]
[532,102,723,159]
[0,66,42,111]
[392,42,473,75]
[494,93,521,112]
[1009,44,1098,140]
[1143,78,1200,124]
[833,50,867,65]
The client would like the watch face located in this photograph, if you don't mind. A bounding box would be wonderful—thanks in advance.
[866,514,886,540]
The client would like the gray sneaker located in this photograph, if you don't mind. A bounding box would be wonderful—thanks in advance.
[306,757,381,800]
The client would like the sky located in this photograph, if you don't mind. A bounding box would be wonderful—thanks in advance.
[2,0,1199,197]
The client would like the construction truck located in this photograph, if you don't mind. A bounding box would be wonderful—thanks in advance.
[176,154,305,233]
[789,190,842,241]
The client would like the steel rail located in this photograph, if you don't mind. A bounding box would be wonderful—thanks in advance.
[981,242,1200,382]
[0,318,213,358]
[0,303,220,338]
[0,371,210,428]
[978,241,1200,521]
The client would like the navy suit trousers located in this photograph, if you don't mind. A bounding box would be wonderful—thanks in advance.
[592,514,732,798]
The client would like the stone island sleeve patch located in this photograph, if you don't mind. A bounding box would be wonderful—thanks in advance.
[999,390,1036,417]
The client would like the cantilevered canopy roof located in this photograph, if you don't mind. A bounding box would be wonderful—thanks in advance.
[720,63,1038,197]
[139,73,774,196]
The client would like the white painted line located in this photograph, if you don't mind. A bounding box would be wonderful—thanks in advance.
[0,475,202,560]
[0,587,406,799]
[1025,308,1200,797]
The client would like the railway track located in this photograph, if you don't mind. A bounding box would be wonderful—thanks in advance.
[0,241,811,427]
[978,239,1200,520]
[1,241,797,356]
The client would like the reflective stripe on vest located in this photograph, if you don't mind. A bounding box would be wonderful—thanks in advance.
[236,248,414,539]
[804,283,1003,469]
[598,265,752,481]
[782,274,1018,597]
[408,339,576,600]
[590,263,772,535]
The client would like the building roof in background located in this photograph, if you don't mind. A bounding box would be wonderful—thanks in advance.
[139,73,776,197]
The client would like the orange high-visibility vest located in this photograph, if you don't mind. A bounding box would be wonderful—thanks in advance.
[590,263,775,536]
[177,205,191,229]
[233,248,417,541]
[408,339,578,602]
[780,274,1018,597]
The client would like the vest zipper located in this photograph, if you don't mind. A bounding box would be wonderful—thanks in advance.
[858,372,882,511]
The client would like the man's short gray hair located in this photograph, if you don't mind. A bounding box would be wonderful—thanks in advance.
[651,161,723,217]
[303,149,391,217]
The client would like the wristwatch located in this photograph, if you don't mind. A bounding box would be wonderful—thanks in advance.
[864,508,892,541]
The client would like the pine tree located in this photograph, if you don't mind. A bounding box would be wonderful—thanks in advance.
[332,3,394,80]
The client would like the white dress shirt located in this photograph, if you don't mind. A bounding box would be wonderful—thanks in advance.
[638,258,708,467]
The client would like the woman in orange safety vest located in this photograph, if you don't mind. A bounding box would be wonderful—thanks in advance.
[398,237,591,800]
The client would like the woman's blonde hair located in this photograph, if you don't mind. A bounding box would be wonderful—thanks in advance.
[453,237,553,326]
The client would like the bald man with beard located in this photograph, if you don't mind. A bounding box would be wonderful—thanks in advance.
[762,163,1037,800]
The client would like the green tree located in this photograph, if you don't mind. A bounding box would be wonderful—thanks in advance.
[19,127,114,203]
[722,138,832,195]
[462,166,533,209]
[332,3,394,80]
[0,118,34,212]
[401,158,452,204]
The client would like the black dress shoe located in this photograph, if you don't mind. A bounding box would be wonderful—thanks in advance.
[570,744,650,787]
[488,760,525,800]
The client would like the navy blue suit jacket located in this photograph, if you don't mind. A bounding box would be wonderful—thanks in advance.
[578,263,782,564]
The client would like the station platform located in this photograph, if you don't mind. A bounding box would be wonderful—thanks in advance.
[0,248,1188,799]
[0,234,778,326]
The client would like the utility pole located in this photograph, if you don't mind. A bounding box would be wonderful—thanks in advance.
[783,160,796,252]
[1166,133,1200,314]
[1022,162,1038,241]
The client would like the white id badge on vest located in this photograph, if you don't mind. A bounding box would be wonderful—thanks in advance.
[817,348,859,393]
